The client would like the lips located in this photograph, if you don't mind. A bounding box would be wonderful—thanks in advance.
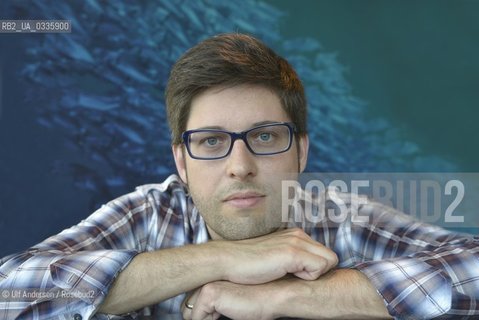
[223,191,265,209]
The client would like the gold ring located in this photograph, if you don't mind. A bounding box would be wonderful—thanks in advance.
[185,300,194,310]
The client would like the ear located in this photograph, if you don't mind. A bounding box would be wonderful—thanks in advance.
[172,144,188,183]
[297,134,309,173]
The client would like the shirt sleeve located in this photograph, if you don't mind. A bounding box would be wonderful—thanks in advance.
[348,199,479,319]
[0,185,161,320]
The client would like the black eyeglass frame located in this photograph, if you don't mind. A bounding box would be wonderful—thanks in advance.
[181,122,297,160]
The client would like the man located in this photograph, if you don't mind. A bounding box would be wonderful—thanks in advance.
[1,33,478,320]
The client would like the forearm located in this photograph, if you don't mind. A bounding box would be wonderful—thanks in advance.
[98,242,229,315]
[100,228,338,316]
[274,268,391,319]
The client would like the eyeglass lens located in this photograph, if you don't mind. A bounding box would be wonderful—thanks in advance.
[187,124,291,159]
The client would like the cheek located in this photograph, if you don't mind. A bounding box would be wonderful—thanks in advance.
[185,160,222,190]
[264,153,299,172]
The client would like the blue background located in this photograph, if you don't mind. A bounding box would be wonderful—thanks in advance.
[1,0,478,256]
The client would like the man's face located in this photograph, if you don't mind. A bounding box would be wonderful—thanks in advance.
[173,84,309,240]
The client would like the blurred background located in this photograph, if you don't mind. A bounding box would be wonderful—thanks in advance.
[0,0,478,256]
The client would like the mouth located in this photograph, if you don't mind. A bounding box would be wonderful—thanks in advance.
[223,191,266,209]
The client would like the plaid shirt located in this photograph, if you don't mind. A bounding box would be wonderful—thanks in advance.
[1,174,478,319]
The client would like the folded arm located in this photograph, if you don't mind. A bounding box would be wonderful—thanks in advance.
[183,269,391,320]
[99,228,338,315]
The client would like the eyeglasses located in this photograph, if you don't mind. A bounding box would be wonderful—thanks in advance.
[182,122,296,160]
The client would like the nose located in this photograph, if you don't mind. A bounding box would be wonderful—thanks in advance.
[225,139,258,180]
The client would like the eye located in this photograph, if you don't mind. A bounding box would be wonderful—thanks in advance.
[252,130,277,143]
[205,137,219,146]
[258,132,272,141]
[197,135,227,148]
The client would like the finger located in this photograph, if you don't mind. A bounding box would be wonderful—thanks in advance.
[191,284,224,320]
[286,250,334,280]
[192,304,215,320]
[192,309,220,320]
[299,229,338,270]
[269,232,339,275]
[182,297,193,319]
[182,289,200,319]
[283,229,339,270]
[191,290,214,320]
[296,240,339,270]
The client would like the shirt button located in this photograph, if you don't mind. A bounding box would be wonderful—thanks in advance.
[73,314,82,320]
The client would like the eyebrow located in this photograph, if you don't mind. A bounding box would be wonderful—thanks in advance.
[194,121,283,131]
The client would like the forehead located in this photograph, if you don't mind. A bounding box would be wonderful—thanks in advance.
[186,85,291,131]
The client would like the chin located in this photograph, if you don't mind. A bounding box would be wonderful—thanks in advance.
[219,225,281,241]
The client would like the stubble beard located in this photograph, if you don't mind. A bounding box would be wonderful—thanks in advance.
[189,181,284,240]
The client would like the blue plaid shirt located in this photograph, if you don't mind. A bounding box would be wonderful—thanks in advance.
[1,174,478,319]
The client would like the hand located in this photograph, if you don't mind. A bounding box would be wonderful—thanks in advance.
[218,228,338,284]
[182,281,278,320]
[182,270,392,320]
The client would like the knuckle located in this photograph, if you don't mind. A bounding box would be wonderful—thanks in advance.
[318,256,328,269]
[289,228,305,237]
[329,251,339,267]
[288,236,302,247]
[201,282,219,299]
[283,244,298,256]
[319,252,338,271]
[278,245,296,264]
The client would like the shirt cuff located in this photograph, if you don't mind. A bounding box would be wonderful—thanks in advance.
[50,250,139,318]
[355,256,452,319]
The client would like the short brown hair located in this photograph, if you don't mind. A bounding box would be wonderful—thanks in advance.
[165,33,307,144]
